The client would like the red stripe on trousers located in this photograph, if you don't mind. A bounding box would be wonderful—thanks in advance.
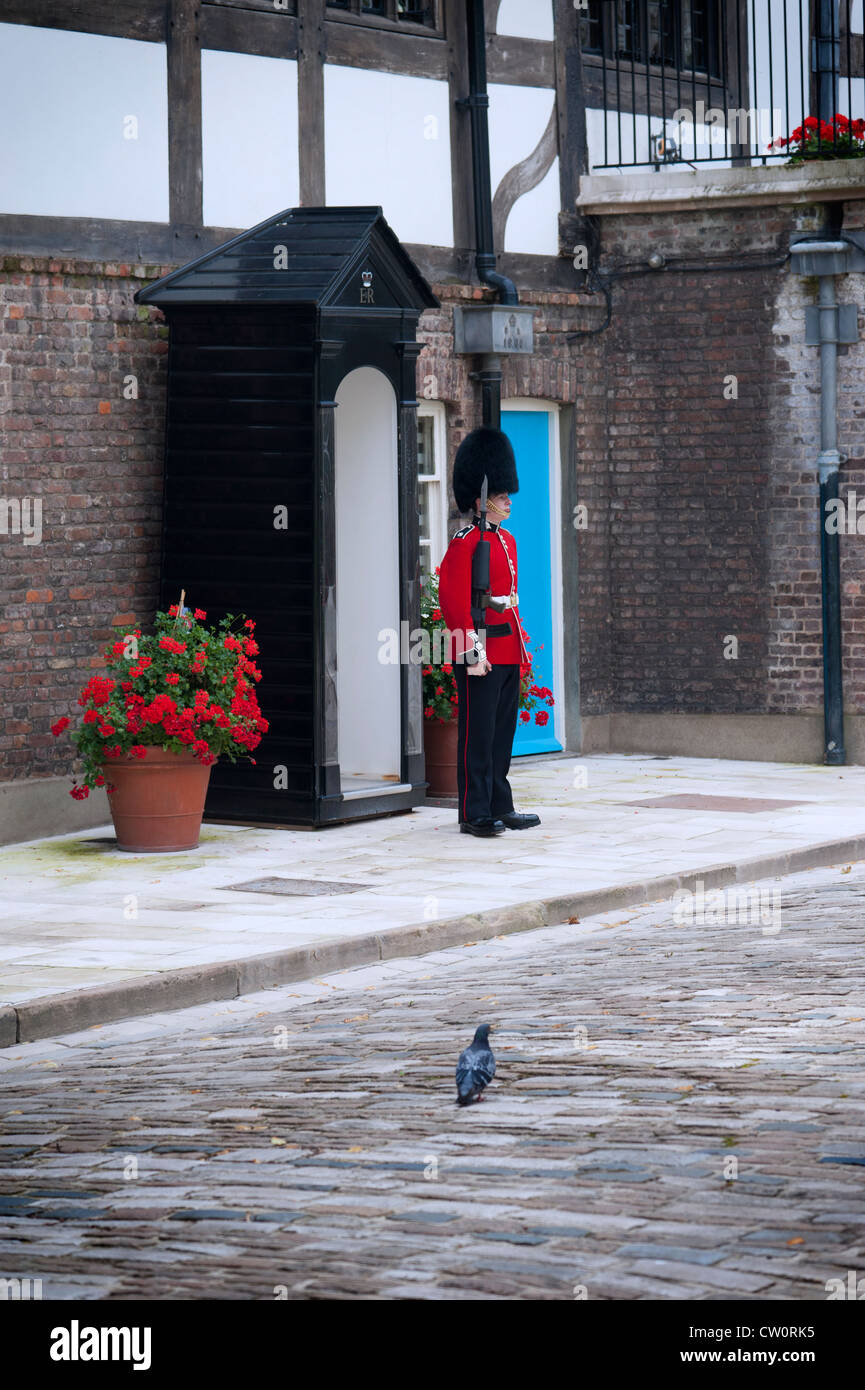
[461,669,470,822]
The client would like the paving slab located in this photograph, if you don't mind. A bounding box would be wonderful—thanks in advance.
[2,753,865,1043]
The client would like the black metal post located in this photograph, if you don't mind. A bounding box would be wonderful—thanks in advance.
[462,0,518,306]
[816,270,846,764]
[479,354,502,429]
[820,466,845,764]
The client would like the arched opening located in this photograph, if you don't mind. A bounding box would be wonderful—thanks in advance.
[334,366,401,792]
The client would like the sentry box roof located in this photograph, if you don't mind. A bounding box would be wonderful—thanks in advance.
[134,205,438,312]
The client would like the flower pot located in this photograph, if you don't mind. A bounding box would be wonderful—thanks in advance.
[103,747,213,852]
[423,716,459,798]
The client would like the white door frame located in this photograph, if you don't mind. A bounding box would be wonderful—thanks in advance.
[334,366,401,787]
[501,399,565,751]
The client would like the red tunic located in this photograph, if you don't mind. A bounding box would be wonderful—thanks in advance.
[438,519,529,671]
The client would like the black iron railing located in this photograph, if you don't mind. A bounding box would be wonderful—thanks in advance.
[579,0,864,170]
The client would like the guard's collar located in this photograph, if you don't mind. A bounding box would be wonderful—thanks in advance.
[471,514,499,532]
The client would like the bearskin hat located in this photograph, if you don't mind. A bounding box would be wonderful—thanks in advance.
[452,426,519,513]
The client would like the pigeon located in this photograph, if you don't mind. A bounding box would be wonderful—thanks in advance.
[455,1024,496,1106]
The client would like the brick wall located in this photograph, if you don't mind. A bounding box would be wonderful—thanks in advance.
[575,196,865,719]
[0,257,170,782]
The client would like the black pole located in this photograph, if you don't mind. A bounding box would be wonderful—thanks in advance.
[816,261,846,764]
[479,355,501,429]
[820,466,845,764]
[463,0,518,306]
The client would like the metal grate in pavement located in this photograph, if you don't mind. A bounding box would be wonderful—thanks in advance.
[224,876,372,896]
[624,794,808,813]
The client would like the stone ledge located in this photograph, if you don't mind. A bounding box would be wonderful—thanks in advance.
[0,776,109,847]
[577,160,865,216]
[580,712,865,765]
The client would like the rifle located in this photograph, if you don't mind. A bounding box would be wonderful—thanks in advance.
[470,475,508,643]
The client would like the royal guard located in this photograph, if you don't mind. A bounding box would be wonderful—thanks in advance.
[438,426,542,837]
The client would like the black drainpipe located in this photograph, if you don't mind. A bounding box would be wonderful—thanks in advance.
[461,0,518,428]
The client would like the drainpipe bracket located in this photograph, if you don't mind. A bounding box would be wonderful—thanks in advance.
[818,448,846,483]
[805,303,861,346]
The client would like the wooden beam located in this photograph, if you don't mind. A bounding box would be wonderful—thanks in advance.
[553,0,587,205]
[206,0,297,12]
[0,213,580,292]
[487,34,555,88]
[0,213,230,265]
[325,6,443,38]
[0,0,165,41]
[581,58,727,121]
[168,0,202,229]
[407,243,579,293]
[200,4,299,58]
[324,19,447,78]
[484,0,502,34]
[297,0,326,205]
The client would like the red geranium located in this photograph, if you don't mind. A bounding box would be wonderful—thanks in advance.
[53,605,269,796]
[769,112,865,163]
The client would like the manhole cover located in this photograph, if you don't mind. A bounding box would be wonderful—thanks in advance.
[625,794,808,813]
[224,876,371,896]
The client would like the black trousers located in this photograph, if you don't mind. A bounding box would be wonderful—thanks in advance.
[454,662,520,823]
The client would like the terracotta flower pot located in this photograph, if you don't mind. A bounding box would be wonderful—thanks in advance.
[103,746,213,852]
[423,716,459,798]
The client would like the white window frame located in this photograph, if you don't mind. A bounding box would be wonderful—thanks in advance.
[417,400,448,584]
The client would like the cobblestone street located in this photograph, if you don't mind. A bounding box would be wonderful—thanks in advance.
[1,860,864,1301]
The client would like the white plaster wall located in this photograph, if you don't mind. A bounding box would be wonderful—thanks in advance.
[749,0,809,151]
[201,49,299,228]
[0,24,168,220]
[496,0,554,42]
[503,159,560,254]
[488,84,559,254]
[324,66,453,247]
[334,368,401,782]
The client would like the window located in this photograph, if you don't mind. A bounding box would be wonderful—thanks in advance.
[326,0,440,30]
[580,0,723,79]
[417,403,447,587]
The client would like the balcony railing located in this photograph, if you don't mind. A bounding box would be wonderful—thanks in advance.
[579,0,864,171]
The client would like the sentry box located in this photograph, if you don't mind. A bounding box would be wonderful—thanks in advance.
[135,206,439,827]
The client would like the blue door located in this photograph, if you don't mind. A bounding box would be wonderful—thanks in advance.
[501,409,562,755]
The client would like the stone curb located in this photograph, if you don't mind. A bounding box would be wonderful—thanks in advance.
[5,832,865,1047]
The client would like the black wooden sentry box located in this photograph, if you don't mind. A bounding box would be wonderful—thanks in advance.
[135,206,439,828]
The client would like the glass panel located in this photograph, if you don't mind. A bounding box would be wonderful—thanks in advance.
[418,478,432,539]
[419,541,432,585]
[417,415,436,476]
[580,2,604,53]
[397,0,431,20]
[614,0,641,60]
[362,0,385,12]
[647,1,676,67]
